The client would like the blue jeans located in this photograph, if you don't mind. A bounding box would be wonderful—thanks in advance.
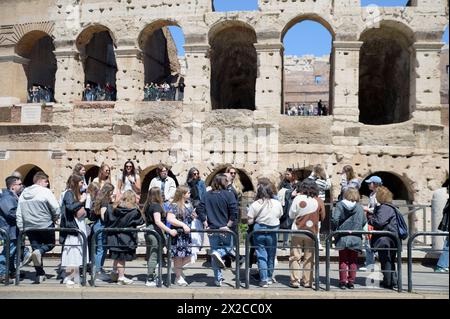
[364,236,375,267]
[0,240,16,276]
[209,233,233,282]
[254,224,279,282]
[437,239,449,269]
[92,220,106,272]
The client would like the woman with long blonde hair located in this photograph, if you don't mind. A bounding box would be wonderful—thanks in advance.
[104,190,144,285]
[166,185,193,286]
[93,162,111,189]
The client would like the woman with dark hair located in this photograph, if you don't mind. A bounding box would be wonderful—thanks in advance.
[367,186,399,290]
[73,163,88,193]
[60,175,88,287]
[247,179,283,288]
[186,167,206,209]
[142,187,177,287]
[116,160,141,201]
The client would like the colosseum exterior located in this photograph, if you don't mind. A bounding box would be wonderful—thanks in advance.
[0,0,448,212]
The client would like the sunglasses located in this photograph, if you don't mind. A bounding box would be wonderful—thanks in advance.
[230,172,236,175]
[125,166,133,168]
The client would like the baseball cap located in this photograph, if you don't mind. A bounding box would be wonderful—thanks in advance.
[365,176,382,185]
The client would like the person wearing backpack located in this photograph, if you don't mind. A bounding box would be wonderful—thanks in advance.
[435,179,449,273]
[367,186,399,290]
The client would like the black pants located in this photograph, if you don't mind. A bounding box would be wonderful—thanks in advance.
[378,248,397,288]
[27,225,55,276]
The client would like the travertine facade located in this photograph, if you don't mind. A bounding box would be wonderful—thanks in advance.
[0,0,448,214]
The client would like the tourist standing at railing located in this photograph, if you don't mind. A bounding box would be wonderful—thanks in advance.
[60,175,88,288]
[143,187,177,287]
[361,176,383,271]
[104,190,144,285]
[73,163,88,193]
[166,186,193,287]
[435,178,449,273]
[93,162,111,190]
[338,165,361,201]
[16,172,60,284]
[279,168,299,249]
[197,174,238,287]
[288,181,320,289]
[308,164,331,249]
[91,182,114,282]
[367,186,399,290]
[150,164,177,203]
[116,160,141,203]
[247,180,283,288]
[0,176,24,284]
[331,188,367,290]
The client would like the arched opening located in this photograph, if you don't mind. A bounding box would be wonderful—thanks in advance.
[360,171,413,202]
[85,165,100,185]
[139,166,179,205]
[359,23,414,125]
[138,22,185,101]
[282,17,334,116]
[205,166,255,193]
[76,26,117,101]
[212,0,258,12]
[209,22,257,110]
[15,164,49,188]
[15,31,56,103]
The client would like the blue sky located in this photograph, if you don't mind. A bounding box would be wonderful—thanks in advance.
[170,0,449,57]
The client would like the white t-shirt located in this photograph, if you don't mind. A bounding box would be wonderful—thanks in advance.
[247,199,283,227]
[117,173,139,193]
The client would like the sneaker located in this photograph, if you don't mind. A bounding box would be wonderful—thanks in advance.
[267,277,277,285]
[214,278,224,287]
[0,275,14,284]
[110,271,119,283]
[259,281,269,288]
[96,271,111,281]
[145,279,157,287]
[65,279,80,288]
[117,277,133,285]
[346,283,355,289]
[289,281,300,288]
[434,266,449,273]
[21,250,33,267]
[34,275,46,284]
[339,282,347,290]
[211,251,226,269]
[31,250,42,267]
[176,276,188,287]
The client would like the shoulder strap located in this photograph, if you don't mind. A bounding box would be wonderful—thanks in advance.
[253,200,269,222]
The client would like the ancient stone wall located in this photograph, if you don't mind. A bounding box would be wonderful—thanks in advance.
[0,0,448,215]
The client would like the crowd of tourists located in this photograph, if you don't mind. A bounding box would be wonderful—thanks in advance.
[285,100,328,116]
[82,82,116,101]
[0,163,448,289]
[143,81,185,101]
[27,85,54,103]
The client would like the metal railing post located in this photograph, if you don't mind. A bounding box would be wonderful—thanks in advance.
[166,235,172,288]
[325,233,332,291]
[0,229,10,286]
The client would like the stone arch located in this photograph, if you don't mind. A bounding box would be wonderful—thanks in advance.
[85,164,100,184]
[205,165,255,193]
[281,15,335,115]
[15,31,56,99]
[76,25,118,96]
[139,165,180,204]
[359,171,414,203]
[14,164,48,188]
[359,20,415,125]
[209,21,257,110]
[138,20,183,88]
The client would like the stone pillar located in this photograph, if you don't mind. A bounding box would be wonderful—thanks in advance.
[54,47,84,104]
[254,42,283,115]
[183,44,210,112]
[412,42,444,125]
[331,41,363,146]
[114,47,143,102]
[0,48,29,104]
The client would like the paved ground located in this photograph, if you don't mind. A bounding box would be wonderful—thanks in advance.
[0,257,447,299]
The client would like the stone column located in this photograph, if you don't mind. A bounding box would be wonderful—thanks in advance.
[114,46,143,102]
[0,47,29,104]
[331,40,363,146]
[183,44,210,112]
[254,42,283,116]
[54,47,84,104]
[412,42,444,125]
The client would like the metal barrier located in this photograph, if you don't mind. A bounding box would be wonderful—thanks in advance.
[0,229,11,286]
[166,228,240,289]
[245,229,319,291]
[407,231,449,293]
[325,230,403,292]
[91,227,164,287]
[16,228,88,286]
